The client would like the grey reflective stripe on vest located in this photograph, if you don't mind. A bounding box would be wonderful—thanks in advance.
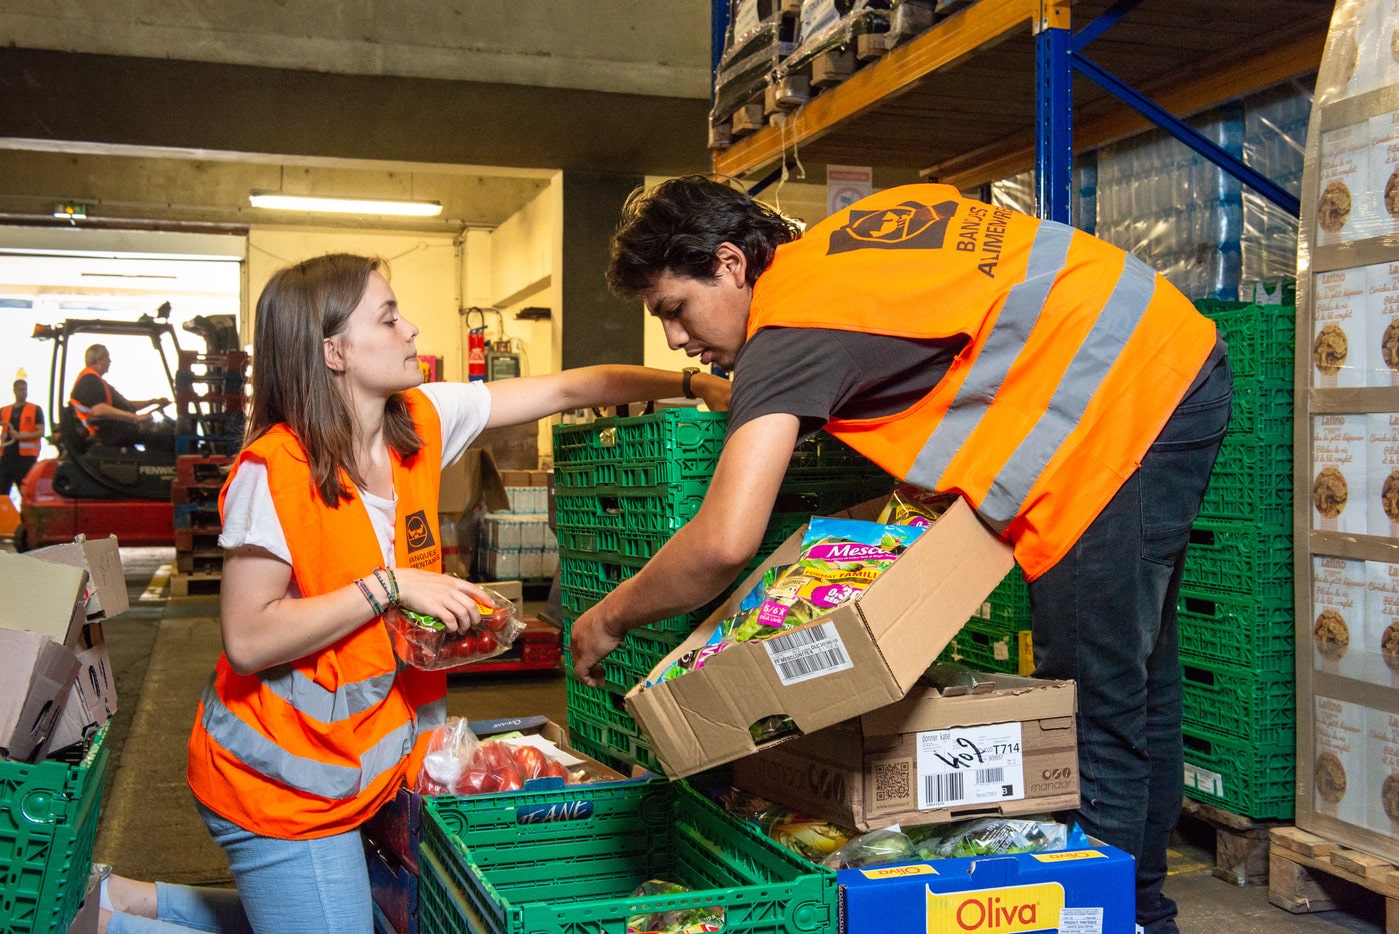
[200,674,440,800]
[260,665,398,724]
[978,252,1158,523]
[905,222,1075,498]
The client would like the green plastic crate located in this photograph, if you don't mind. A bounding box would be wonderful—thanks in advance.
[1225,379,1293,439]
[1176,588,1294,672]
[1194,301,1295,382]
[1197,435,1292,527]
[934,618,1028,675]
[1182,519,1293,601]
[1182,724,1294,820]
[564,674,662,772]
[970,566,1030,627]
[418,781,837,934]
[0,727,109,934]
[1180,656,1296,747]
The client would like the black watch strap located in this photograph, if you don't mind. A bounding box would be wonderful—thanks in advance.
[682,366,700,399]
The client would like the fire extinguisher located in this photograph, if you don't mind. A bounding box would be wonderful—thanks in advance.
[465,308,487,382]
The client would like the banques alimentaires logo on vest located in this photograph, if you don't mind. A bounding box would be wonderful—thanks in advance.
[403,509,439,568]
[828,199,959,254]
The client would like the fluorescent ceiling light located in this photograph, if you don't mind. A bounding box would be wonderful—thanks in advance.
[247,190,443,217]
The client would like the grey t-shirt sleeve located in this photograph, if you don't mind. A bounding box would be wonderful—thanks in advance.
[727,327,966,440]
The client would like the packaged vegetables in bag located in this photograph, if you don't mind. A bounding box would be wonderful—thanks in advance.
[626,881,724,934]
[384,585,525,670]
[413,717,593,795]
[647,518,926,685]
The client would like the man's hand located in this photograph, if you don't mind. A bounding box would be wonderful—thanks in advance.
[692,373,732,412]
[569,606,629,688]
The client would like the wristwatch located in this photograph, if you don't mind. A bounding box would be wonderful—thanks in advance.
[681,366,700,399]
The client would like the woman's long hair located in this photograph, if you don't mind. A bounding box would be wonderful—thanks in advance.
[246,253,422,505]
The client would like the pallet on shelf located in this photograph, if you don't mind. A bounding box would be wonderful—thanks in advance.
[169,570,222,598]
[1268,826,1399,926]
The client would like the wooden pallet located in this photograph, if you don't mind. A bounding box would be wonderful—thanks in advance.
[1268,826,1399,931]
[1178,796,1289,886]
[169,570,222,598]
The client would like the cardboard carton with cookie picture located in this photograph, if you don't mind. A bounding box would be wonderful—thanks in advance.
[1318,122,1380,246]
[1370,111,1399,238]
[1313,694,1368,827]
[1316,554,1367,679]
[1362,560,1399,688]
[1367,413,1399,538]
[1313,267,1367,388]
[1366,707,1399,838]
[1312,414,1369,533]
[1365,261,1399,387]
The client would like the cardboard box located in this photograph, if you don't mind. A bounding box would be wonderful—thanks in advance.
[837,837,1135,933]
[1312,267,1367,388]
[732,674,1078,832]
[28,535,129,622]
[65,866,102,934]
[0,628,80,762]
[360,714,638,874]
[439,448,510,517]
[43,622,118,755]
[1311,414,1368,535]
[625,497,1014,778]
[1314,555,1367,680]
[0,550,90,649]
[1313,694,1367,828]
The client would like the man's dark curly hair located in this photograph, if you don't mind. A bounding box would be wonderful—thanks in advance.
[607,175,803,298]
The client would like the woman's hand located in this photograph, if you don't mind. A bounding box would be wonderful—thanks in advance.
[391,567,493,632]
[692,373,732,412]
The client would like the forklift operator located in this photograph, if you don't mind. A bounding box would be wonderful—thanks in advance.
[70,343,175,450]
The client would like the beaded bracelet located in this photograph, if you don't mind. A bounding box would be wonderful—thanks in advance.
[371,567,399,606]
[355,578,384,616]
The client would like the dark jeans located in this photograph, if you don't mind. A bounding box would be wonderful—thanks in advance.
[1029,353,1232,934]
[0,454,36,497]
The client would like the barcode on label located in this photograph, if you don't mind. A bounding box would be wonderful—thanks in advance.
[976,767,1004,785]
[765,622,854,685]
[924,772,965,804]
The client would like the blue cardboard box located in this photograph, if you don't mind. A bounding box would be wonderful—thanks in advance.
[838,838,1135,933]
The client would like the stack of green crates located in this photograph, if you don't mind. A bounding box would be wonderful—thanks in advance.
[552,409,892,772]
[0,727,109,934]
[416,780,837,934]
[933,566,1032,675]
[1179,300,1296,820]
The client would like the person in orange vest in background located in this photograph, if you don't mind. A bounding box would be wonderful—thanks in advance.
[69,343,175,450]
[0,377,45,497]
[96,252,730,934]
[569,177,1233,934]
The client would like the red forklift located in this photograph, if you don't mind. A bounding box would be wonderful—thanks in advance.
[14,305,237,551]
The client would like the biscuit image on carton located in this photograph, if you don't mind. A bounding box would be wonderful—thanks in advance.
[1318,181,1353,234]
[1384,471,1399,524]
[1384,772,1399,821]
[1383,622,1399,672]
[1313,609,1350,659]
[1332,33,1360,88]
[1312,466,1349,518]
[1383,319,1399,374]
[1315,751,1348,803]
[1313,324,1349,376]
[1393,26,1399,64]
[1387,170,1399,220]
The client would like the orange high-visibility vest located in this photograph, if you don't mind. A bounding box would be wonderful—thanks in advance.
[187,390,447,839]
[68,367,112,436]
[747,184,1218,580]
[1,402,41,456]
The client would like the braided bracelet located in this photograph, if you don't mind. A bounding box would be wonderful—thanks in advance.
[356,578,385,616]
[384,566,399,603]
[371,567,398,606]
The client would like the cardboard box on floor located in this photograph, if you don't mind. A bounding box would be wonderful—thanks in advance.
[28,534,129,622]
[625,496,1015,778]
[732,674,1079,832]
[439,448,511,578]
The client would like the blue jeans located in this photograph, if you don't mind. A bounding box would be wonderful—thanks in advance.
[107,803,372,934]
[1028,353,1231,934]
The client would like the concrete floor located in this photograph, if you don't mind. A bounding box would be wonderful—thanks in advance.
[64,547,1391,931]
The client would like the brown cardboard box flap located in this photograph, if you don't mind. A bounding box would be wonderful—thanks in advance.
[0,550,91,648]
[28,535,129,621]
[0,629,81,762]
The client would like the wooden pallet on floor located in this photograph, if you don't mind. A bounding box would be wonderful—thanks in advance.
[1178,796,1289,886]
[1268,826,1399,931]
[169,570,222,598]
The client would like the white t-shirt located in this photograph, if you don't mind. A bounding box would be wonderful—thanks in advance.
[219,382,492,574]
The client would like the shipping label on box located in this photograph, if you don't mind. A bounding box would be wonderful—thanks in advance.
[1318,122,1378,246]
[1368,262,1399,387]
[1367,707,1399,839]
[1312,414,1368,534]
[838,838,1135,933]
[1314,695,1368,828]
[1315,555,1367,679]
[1313,267,1368,388]
[625,497,1014,778]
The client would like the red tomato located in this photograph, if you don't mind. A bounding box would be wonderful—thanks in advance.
[511,745,547,780]
[541,759,568,780]
[495,762,524,791]
[474,629,499,656]
[454,769,489,795]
